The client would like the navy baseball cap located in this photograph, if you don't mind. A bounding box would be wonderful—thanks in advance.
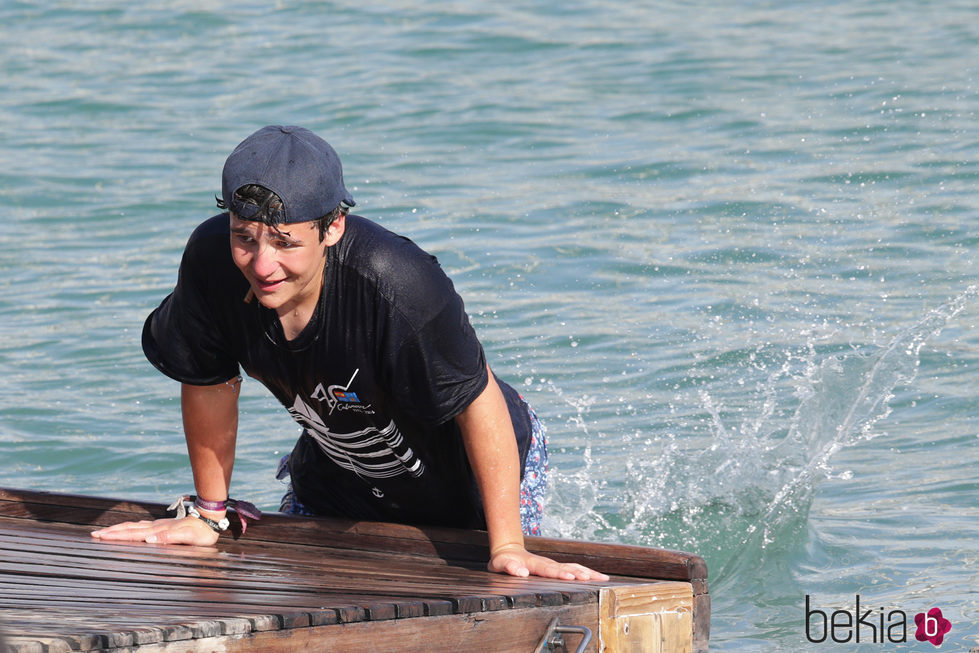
[222,125,355,224]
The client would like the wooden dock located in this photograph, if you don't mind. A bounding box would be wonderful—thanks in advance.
[0,487,708,652]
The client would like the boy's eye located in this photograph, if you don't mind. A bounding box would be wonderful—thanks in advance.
[232,232,299,249]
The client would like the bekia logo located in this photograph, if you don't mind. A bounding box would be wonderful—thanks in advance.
[914,608,952,647]
[805,595,952,647]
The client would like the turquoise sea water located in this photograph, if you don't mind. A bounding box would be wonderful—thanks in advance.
[1,2,977,649]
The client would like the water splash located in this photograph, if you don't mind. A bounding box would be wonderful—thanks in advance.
[543,286,977,586]
[750,287,975,543]
[536,377,610,535]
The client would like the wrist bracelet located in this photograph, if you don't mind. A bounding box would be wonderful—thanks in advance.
[194,496,227,512]
[187,505,230,533]
[166,494,262,535]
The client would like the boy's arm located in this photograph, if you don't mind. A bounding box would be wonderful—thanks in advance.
[91,379,240,545]
[455,368,609,581]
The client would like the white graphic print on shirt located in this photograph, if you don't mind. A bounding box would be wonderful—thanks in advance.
[287,392,426,481]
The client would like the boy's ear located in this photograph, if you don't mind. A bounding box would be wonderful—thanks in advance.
[322,213,346,246]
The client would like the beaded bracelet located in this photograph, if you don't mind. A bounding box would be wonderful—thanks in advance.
[187,505,230,533]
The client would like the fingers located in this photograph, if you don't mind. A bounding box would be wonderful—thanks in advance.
[535,560,609,582]
[526,557,587,581]
[489,549,610,582]
[91,519,160,541]
[91,517,218,546]
[488,550,531,577]
[487,551,521,576]
[504,557,531,578]
[556,562,610,582]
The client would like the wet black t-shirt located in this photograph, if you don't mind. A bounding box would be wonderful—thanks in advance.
[143,213,531,529]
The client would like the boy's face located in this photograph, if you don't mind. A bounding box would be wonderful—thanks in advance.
[229,213,343,315]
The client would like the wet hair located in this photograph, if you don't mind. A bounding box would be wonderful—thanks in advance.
[216,184,348,242]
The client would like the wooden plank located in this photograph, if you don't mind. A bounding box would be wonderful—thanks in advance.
[137,604,599,653]
[0,488,707,582]
[0,548,603,617]
[0,517,621,599]
[599,582,694,653]
[2,605,602,653]
[692,589,710,652]
[0,542,594,599]
[1,530,599,648]
[0,487,709,651]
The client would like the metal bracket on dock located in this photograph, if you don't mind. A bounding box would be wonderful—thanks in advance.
[533,616,593,653]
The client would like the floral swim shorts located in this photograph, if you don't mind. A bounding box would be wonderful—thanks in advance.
[278,402,548,536]
[518,403,548,536]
